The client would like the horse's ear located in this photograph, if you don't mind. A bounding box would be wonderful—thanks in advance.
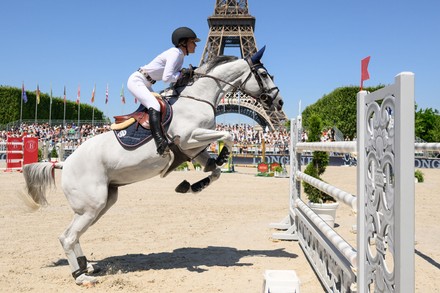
[250,45,266,64]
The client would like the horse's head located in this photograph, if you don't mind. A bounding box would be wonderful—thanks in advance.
[242,46,284,112]
[187,50,283,113]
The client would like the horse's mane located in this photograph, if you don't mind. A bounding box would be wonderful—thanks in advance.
[197,55,239,74]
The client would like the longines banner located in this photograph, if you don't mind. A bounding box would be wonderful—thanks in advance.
[1,153,439,169]
[230,154,440,169]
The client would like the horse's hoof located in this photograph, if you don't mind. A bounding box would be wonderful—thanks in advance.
[175,180,191,193]
[191,177,211,193]
[75,273,98,287]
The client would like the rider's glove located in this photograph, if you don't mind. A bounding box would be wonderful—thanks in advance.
[179,68,188,78]
[179,65,198,79]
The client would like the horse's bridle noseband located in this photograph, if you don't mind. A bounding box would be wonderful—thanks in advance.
[244,57,280,106]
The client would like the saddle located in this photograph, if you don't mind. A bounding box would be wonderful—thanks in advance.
[111,93,167,130]
[111,93,191,178]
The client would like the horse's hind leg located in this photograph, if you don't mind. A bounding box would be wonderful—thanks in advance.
[59,213,101,285]
[92,185,118,225]
[59,186,112,285]
[70,186,119,276]
[87,185,119,271]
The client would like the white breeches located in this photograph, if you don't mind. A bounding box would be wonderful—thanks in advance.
[127,71,160,111]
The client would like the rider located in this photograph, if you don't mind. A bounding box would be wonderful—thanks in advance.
[127,27,200,155]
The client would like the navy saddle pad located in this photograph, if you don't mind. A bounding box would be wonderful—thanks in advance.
[113,103,173,149]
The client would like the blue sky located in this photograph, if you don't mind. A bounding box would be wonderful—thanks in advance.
[1,0,439,124]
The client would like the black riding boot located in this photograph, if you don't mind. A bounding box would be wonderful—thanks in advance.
[148,107,168,155]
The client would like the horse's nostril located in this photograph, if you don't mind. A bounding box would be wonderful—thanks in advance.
[279,100,284,106]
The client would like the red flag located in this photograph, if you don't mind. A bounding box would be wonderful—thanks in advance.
[76,84,81,104]
[361,56,371,90]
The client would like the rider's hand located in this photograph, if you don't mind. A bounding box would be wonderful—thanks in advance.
[179,68,188,79]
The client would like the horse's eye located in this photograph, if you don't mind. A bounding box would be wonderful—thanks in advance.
[260,71,268,78]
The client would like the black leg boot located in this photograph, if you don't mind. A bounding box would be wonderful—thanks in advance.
[148,107,169,155]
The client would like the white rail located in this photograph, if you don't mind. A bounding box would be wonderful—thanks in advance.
[296,199,357,268]
[296,141,356,153]
[295,171,357,210]
[415,143,440,151]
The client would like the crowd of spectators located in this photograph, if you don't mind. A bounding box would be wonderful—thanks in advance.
[3,122,437,162]
[2,122,351,151]
[0,122,111,149]
[1,122,292,154]
[215,123,290,154]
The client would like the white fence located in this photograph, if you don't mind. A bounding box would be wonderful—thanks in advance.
[272,72,424,292]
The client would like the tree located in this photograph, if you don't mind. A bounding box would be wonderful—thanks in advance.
[302,114,332,203]
[300,85,440,144]
[302,85,384,140]
[0,86,106,125]
[415,106,440,142]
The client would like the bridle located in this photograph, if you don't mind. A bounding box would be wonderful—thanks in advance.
[181,58,280,110]
[244,57,280,107]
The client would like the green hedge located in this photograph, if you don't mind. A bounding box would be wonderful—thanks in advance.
[0,86,105,125]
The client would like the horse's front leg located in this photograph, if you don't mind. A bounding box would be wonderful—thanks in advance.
[183,128,234,173]
[181,128,234,151]
[175,129,233,194]
[175,150,223,194]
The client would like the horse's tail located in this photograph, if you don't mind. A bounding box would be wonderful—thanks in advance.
[22,162,63,209]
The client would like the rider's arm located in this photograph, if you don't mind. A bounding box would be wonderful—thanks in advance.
[162,48,184,83]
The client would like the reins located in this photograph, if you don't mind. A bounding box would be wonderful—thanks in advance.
[178,70,251,115]
[178,58,280,112]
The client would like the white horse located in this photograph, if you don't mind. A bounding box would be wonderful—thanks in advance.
[22,47,283,286]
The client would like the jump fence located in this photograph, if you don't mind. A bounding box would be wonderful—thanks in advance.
[0,136,39,171]
[272,72,426,292]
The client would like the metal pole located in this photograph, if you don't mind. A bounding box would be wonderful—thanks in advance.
[49,84,52,126]
[20,87,23,125]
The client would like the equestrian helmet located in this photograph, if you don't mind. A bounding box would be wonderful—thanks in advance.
[172,27,200,47]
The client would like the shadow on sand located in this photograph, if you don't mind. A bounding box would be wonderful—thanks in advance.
[50,246,297,274]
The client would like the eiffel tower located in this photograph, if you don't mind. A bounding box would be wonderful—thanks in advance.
[199,0,287,130]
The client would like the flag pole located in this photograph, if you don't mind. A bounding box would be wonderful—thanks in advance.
[91,83,96,126]
[49,83,52,126]
[120,83,126,113]
[35,83,38,123]
[20,81,24,124]
[77,84,81,129]
[20,92,23,124]
[63,86,66,128]
[105,83,109,123]
[78,102,80,128]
